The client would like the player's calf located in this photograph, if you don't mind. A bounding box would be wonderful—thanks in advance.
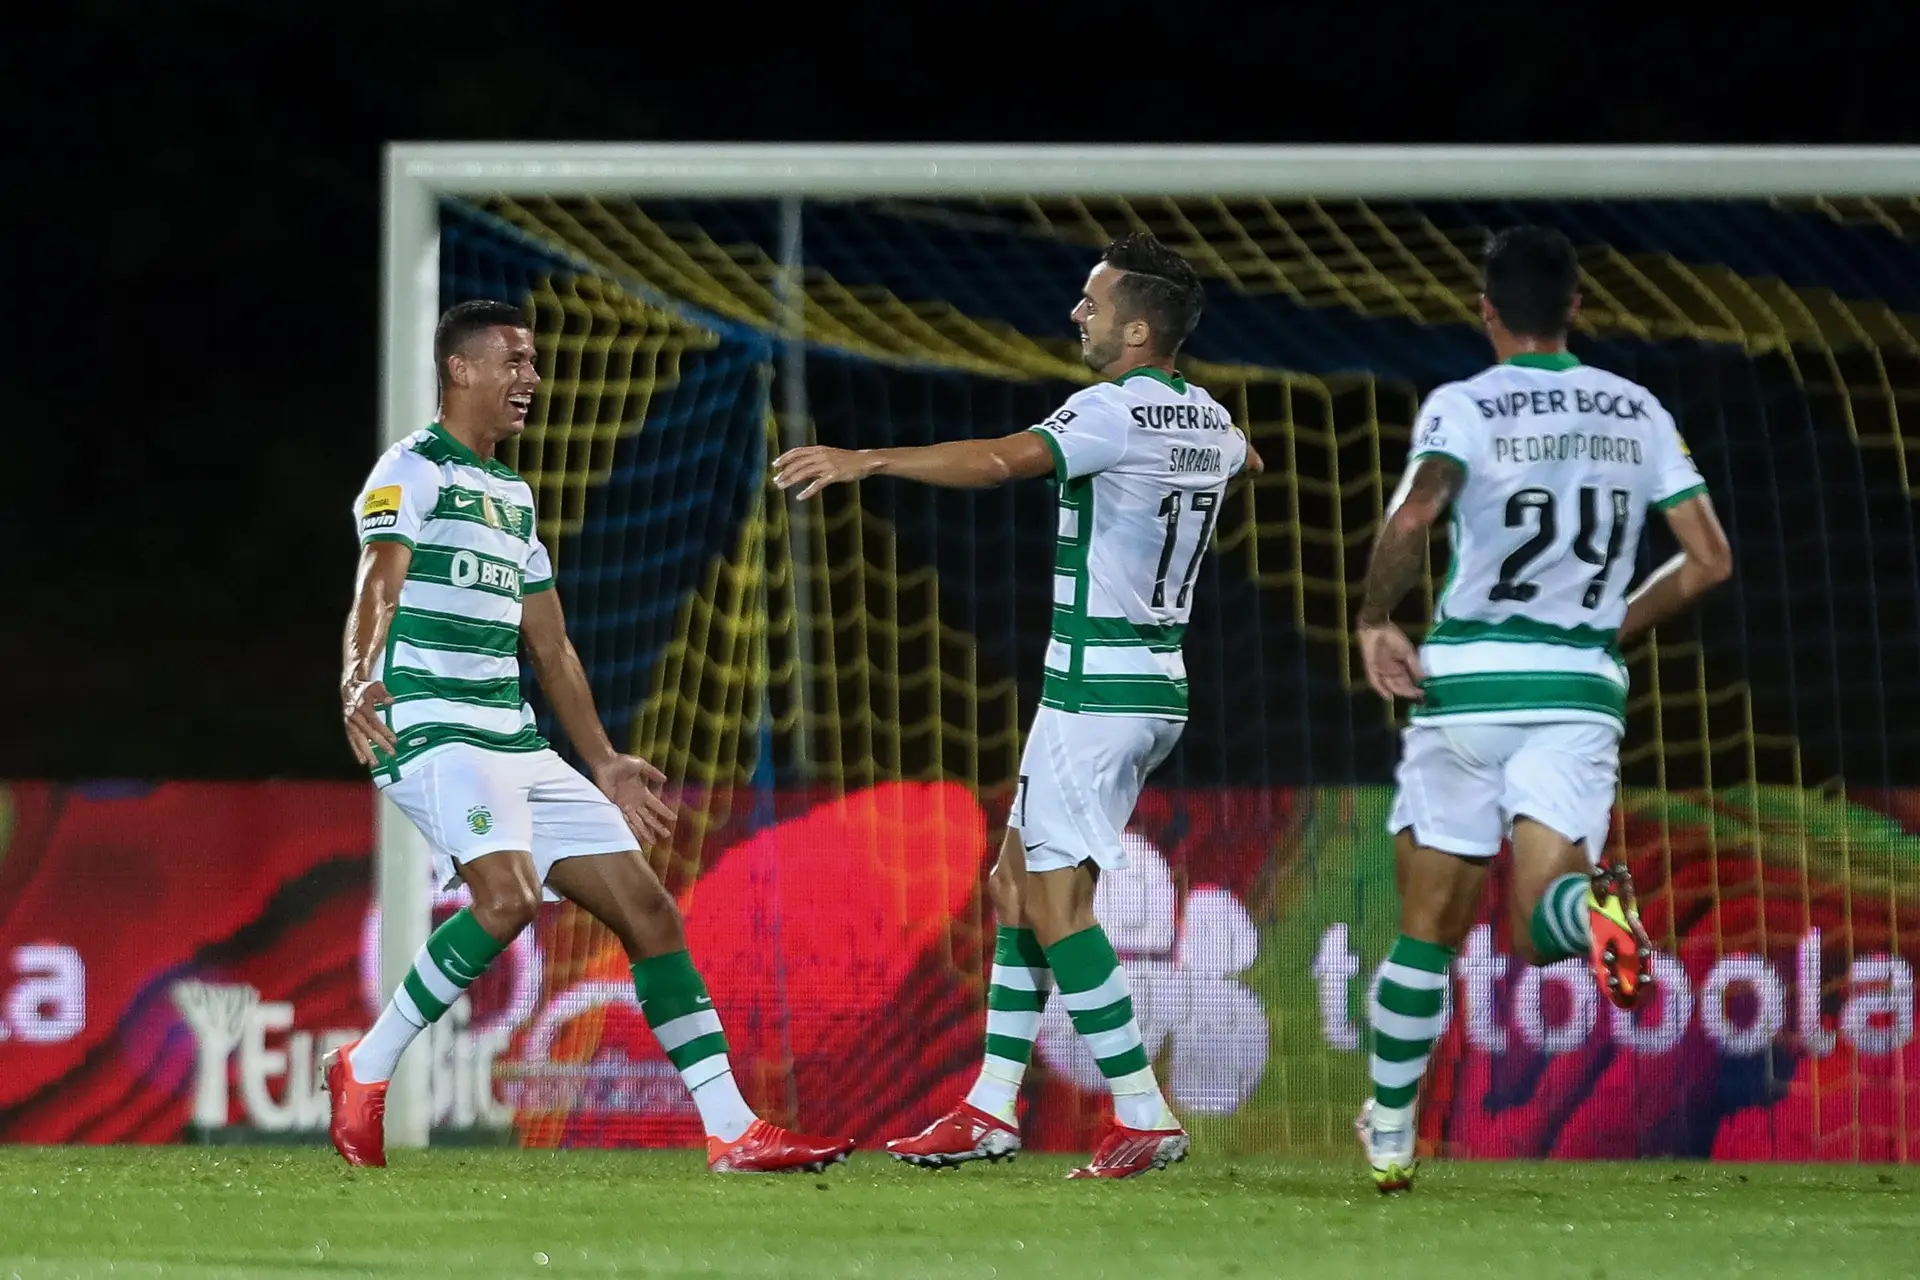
[1508,821,1655,1009]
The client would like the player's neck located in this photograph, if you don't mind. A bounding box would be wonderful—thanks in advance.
[1105,356,1177,383]
[1490,332,1569,364]
[436,414,501,462]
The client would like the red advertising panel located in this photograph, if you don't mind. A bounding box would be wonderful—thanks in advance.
[2,781,1916,1160]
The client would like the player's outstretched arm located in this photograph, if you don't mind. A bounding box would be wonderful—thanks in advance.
[520,589,676,846]
[341,541,409,766]
[1618,494,1733,644]
[1355,455,1464,701]
[773,432,1057,500]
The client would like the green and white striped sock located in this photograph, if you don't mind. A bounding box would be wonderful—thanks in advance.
[633,949,755,1143]
[1369,936,1454,1128]
[349,908,507,1083]
[1047,926,1175,1132]
[964,926,1055,1125]
[1529,873,1592,964]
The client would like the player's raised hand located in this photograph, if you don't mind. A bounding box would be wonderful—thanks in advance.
[341,679,398,767]
[772,446,880,500]
[1357,622,1425,703]
[593,754,678,847]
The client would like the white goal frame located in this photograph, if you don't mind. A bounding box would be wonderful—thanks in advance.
[376,141,1920,1147]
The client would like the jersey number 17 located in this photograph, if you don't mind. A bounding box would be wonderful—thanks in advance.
[1151,490,1221,609]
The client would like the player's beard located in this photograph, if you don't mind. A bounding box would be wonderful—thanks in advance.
[1081,331,1123,374]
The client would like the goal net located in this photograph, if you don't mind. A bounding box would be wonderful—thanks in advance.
[381,147,1920,1161]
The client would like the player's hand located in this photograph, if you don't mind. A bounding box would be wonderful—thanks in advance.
[772,446,881,499]
[592,754,678,847]
[342,679,398,766]
[1357,621,1425,702]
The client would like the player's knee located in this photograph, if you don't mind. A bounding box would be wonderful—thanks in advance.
[472,883,540,938]
[613,876,685,960]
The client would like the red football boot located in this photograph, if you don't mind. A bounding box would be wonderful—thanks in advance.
[1588,859,1656,1011]
[707,1119,855,1174]
[322,1040,388,1168]
[1066,1121,1190,1179]
[884,1102,1021,1168]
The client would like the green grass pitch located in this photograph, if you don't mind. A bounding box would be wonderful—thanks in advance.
[0,1147,1911,1278]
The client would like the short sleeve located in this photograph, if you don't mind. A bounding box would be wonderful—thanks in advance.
[524,535,555,595]
[1405,385,1478,475]
[1026,388,1130,484]
[353,451,437,548]
[1649,403,1708,511]
[1386,386,1476,518]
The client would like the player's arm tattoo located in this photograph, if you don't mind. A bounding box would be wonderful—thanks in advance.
[1356,455,1464,627]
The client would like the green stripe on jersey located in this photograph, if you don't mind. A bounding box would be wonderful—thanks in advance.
[384,668,523,709]
[390,607,520,657]
[1049,608,1185,651]
[428,485,535,542]
[409,545,525,599]
[413,423,524,480]
[1041,670,1188,717]
[1426,615,1619,652]
[1411,671,1625,721]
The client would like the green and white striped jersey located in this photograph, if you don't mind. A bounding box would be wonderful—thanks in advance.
[352,423,554,779]
[1398,352,1707,731]
[1026,368,1250,720]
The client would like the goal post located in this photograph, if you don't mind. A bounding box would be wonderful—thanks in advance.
[377,143,1920,1153]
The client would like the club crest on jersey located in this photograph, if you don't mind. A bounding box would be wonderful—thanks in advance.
[360,485,401,532]
[467,805,494,836]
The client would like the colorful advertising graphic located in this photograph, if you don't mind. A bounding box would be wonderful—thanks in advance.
[1,782,1916,1159]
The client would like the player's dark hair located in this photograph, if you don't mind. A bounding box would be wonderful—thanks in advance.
[435,299,531,387]
[1482,226,1579,340]
[1101,232,1204,357]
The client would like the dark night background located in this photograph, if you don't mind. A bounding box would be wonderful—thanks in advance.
[9,4,1911,780]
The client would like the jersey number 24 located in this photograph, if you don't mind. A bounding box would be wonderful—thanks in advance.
[1490,485,1631,609]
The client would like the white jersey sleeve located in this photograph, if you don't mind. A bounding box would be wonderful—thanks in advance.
[525,534,556,595]
[353,448,441,549]
[1388,384,1482,515]
[1648,404,1708,510]
[1027,386,1131,483]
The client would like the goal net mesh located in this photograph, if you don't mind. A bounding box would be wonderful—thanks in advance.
[430,190,1920,1160]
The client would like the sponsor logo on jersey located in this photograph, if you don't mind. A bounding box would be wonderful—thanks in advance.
[1416,415,1447,451]
[1475,388,1650,422]
[1130,403,1230,432]
[467,805,494,836]
[447,551,522,596]
[360,485,402,532]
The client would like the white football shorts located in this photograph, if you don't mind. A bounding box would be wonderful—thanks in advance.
[1387,720,1619,861]
[379,744,639,901]
[1012,707,1183,874]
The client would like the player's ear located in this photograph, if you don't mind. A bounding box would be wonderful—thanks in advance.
[1567,293,1583,325]
[446,354,468,389]
[1125,316,1152,351]
[1477,294,1495,329]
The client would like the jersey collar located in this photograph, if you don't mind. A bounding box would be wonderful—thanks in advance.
[1116,367,1188,393]
[1503,351,1581,372]
[429,422,520,479]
